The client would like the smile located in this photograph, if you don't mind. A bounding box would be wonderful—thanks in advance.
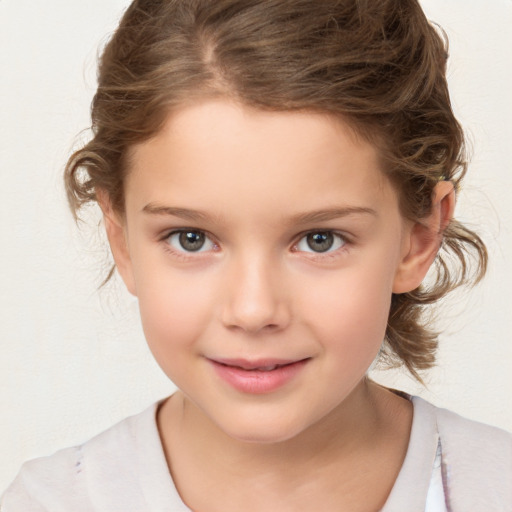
[208,357,310,394]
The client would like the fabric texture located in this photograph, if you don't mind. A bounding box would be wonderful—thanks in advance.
[2,396,511,512]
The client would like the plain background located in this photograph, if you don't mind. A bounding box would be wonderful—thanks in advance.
[1,0,511,492]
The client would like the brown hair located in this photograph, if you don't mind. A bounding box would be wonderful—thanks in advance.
[65,0,487,380]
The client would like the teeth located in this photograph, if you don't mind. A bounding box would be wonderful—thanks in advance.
[258,365,278,371]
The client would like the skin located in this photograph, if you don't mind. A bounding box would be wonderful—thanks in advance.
[101,99,454,511]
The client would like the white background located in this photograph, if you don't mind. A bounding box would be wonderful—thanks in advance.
[1,0,511,492]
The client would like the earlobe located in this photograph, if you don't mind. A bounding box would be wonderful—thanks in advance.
[97,190,137,296]
[393,181,455,294]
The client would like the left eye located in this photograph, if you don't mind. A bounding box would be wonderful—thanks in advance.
[295,231,345,253]
[166,230,216,253]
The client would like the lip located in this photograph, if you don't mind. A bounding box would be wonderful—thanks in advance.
[208,357,310,394]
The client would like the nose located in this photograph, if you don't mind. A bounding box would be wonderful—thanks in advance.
[221,254,291,334]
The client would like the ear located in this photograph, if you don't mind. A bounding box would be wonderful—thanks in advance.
[97,190,137,296]
[393,181,455,294]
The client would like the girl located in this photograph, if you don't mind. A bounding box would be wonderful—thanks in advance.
[2,0,511,510]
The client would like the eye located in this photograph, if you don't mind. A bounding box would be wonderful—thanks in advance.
[295,231,346,253]
[166,230,216,253]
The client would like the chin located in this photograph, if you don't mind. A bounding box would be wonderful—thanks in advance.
[215,414,311,445]
[227,429,301,445]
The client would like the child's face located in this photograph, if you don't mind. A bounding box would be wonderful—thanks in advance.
[112,99,416,443]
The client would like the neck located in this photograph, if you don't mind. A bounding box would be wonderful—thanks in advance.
[157,380,412,511]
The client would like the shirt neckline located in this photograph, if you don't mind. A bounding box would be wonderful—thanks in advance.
[380,396,441,511]
[134,394,440,511]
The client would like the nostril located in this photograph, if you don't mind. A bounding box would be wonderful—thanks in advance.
[222,310,289,334]
[224,320,281,334]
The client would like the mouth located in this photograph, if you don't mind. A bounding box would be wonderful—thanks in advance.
[211,358,309,371]
[208,357,310,394]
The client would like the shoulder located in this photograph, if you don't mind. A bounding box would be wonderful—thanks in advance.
[1,444,89,511]
[434,399,512,448]
[413,396,512,459]
[1,403,163,512]
[413,396,512,510]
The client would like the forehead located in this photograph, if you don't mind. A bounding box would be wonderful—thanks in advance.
[125,99,397,221]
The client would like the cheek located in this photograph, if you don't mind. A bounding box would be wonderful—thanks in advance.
[298,261,395,354]
[135,270,217,369]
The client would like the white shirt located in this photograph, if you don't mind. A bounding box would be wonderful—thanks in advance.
[3,395,510,511]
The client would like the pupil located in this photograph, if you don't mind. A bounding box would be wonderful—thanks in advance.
[179,231,205,251]
[307,232,333,252]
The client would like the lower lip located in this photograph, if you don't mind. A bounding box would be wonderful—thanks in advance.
[209,359,309,394]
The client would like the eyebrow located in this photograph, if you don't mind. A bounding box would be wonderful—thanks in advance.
[288,207,377,224]
[142,203,377,224]
[142,204,210,222]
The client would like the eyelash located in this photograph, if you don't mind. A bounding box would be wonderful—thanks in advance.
[292,231,348,256]
[160,229,351,260]
[161,229,219,260]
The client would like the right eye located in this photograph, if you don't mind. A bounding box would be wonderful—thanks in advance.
[166,230,216,253]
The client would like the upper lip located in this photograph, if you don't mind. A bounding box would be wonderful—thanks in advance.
[208,357,309,370]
